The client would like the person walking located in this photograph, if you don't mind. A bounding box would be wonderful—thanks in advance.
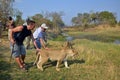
[33,23,48,65]
[10,19,36,71]
[7,16,16,52]
[7,16,16,41]
[33,23,48,50]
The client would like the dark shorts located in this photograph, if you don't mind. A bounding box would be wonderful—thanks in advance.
[12,44,26,58]
[35,39,41,49]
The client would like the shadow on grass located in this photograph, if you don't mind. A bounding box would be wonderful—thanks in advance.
[25,62,35,70]
[0,45,13,80]
[0,61,13,80]
[24,61,57,70]
[67,59,85,66]
[36,59,85,70]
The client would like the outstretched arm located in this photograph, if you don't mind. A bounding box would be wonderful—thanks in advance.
[30,34,40,51]
[40,38,48,50]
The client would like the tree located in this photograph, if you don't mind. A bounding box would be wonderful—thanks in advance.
[98,11,117,26]
[15,15,24,26]
[32,14,44,27]
[50,12,65,33]
[72,14,83,26]
[72,13,91,27]
[32,13,53,29]
[90,12,99,25]
[0,0,15,30]
[71,11,117,28]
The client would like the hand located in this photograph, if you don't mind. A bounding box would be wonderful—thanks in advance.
[45,47,49,50]
[36,48,41,52]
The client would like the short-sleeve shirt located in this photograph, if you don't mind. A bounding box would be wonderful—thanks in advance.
[33,27,41,39]
[37,31,44,39]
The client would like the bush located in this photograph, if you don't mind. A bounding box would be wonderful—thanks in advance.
[52,35,66,41]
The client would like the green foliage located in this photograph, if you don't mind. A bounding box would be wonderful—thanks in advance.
[0,0,15,30]
[15,15,24,26]
[71,11,117,28]
[32,14,44,27]
[31,13,53,30]
[52,35,66,41]
[50,12,65,33]
[118,21,120,26]
[98,11,117,26]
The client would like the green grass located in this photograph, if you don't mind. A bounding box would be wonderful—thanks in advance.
[52,35,66,41]
[0,28,120,80]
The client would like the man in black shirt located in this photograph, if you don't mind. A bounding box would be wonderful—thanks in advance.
[10,19,37,71]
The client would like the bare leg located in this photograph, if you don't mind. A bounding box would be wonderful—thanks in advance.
[20,55,26,66]
[15,57,24,68]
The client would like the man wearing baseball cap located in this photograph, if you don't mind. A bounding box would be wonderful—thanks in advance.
[33,23,48,50]
[33,23,48,65]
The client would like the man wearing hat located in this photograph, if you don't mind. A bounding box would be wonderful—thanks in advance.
[33,23,48,50]
[10,19,37,71]
[33,23,48,65]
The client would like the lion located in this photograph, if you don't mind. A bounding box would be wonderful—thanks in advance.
[35,41,78,71]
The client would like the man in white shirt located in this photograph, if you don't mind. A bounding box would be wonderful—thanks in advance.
[33,23,48,50]
[33,23,48,65]
[33,26,42,39]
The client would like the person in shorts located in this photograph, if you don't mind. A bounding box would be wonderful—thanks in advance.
[10,19,37,71]
[33,23,48,65]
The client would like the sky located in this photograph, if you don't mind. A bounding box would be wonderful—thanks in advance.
[14,0,120,26]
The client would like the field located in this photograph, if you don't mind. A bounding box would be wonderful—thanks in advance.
[0,26,120,80]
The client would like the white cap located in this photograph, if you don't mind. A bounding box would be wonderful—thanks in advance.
[41,23,48,29]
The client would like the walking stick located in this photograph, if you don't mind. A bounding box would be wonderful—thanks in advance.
[9,44,14,63]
